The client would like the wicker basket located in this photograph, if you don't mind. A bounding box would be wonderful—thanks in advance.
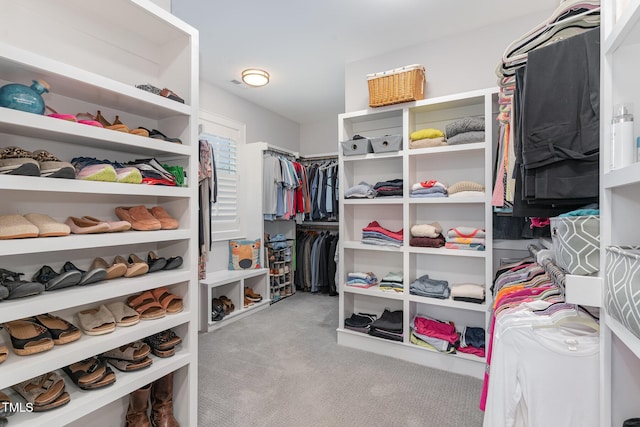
[367,64,426,108]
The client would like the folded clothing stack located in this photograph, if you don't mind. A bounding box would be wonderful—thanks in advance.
[344,312,377,334]
[345,271,378,288]
[345,181,376,199]
[451,283,485,304]
[409,222,445,248]
[445,226,486,251]
[409,274,450,299]
[369,309,403,342]
[379,271,403,293]
[445,117,485,145]
[362,221,403,247]
[410,315,459,353]
[373,179,403,197]
[447,181,485,198]
[409,128,447,149]
[457,326,485,358]
[410,180,448,198]
[269,233,288,250]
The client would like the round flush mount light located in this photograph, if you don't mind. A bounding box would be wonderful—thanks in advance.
[241,68,270,87]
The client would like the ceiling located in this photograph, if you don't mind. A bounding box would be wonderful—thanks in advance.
[171,0,559,125]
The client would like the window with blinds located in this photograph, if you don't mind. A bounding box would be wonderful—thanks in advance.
[201,132,241,239]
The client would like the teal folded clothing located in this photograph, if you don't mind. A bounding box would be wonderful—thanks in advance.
[381,271,403,283]
[558,209,599,217]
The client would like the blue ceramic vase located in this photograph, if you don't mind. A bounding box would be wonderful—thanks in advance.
[0,79,50,115]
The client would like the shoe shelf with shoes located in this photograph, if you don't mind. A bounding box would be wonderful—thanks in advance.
[199,269,271,332]
[266,239,295,304]
[0,0,199,425]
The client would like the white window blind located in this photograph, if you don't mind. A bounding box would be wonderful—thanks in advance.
[201,132,241,239]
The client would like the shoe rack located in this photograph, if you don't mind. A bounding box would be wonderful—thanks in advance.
[266,241,295,302]
[0,1,198,426]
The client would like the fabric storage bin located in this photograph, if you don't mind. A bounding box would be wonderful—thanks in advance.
[367,64,425,108]
[550,215,600,275]
[341,138,372,156]
[606,246,640,340]
[370,135,403,153]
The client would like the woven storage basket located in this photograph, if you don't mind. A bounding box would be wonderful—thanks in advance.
[367,64,425,108]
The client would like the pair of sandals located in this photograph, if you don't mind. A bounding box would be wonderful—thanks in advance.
[2,313,80,356]
[102,340,152,372]
[211,296,234,321]
[127,287,183,320]
[143,329,182,358]
[0,268,44,301]
[63,356,115,390]
[77,301,140,336]
[12,372,70,412]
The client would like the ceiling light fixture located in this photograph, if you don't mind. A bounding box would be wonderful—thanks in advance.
[241,68,270,87]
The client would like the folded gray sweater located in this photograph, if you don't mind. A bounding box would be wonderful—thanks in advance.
[445,117,485,139]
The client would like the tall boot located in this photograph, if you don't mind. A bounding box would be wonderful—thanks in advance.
[150,372,180,427]
[126,384,151,427]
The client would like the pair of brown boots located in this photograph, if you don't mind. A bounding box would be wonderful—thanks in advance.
[126,372,179,427]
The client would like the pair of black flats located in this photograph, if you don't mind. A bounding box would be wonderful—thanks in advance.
[32,261,107,291]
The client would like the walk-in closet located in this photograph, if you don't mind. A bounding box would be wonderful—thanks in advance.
[0,0,636,426]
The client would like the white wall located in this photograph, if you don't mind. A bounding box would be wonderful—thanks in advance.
[152,0,171,12]
[200,81,300,152]
[299,116,339,157]
[345,11,550,112]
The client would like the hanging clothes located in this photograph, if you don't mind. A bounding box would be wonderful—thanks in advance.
[198,139,214,279]
[263,152,303,221]
[295,229,338,295]
[481,256,600,427]
[300,160,339,222]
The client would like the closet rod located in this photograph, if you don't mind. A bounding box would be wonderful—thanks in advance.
[527,244,566,295]
[299,153,338,162]
[263,144,298,159]
[297,221,339,228]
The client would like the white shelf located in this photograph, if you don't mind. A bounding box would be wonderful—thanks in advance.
[0,311,191,390]
[606,315,640,360]
[338,88,495,380]
[0,1,199,423]
[565,275,602,307]
[408,196,486,204]
[0,230,190,256]
[407,246,487,258]
[604,0,640,54]
[343,241,403,252]
[0,270,190,324]
[0,43,192,119]
[343,285,404,300]
[201,268,269,288]
[0,107,192,158]
[344,198,403,205]
[342,151,403,162]
[336,328,485,379]
[206,300,271,332]
[0,174,191,197]
[7,352,191,427]
[603,162,640,189]
[408,294,487,312]
[408,142,486,157]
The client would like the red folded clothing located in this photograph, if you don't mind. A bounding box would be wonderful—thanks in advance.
[413,316,458,345]
[457,345,485,358]
[362,221,403,241]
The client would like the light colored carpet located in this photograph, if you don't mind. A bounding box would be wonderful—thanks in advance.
[198,292,485,427]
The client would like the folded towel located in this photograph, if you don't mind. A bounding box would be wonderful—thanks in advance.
[410,128,445,141]
[446,131,485,145]
[409,235,446,248]
[411,222,443,238]
[411,180,447,191]
[409,137,447,149]
[448,181,485,195]
[447,227,486,238]
[445,117,485,139]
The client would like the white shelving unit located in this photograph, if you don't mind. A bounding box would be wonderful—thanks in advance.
[199,269,270,332]
[601,1,640,425]
[337,88,496,379]
[0,1,199,425]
